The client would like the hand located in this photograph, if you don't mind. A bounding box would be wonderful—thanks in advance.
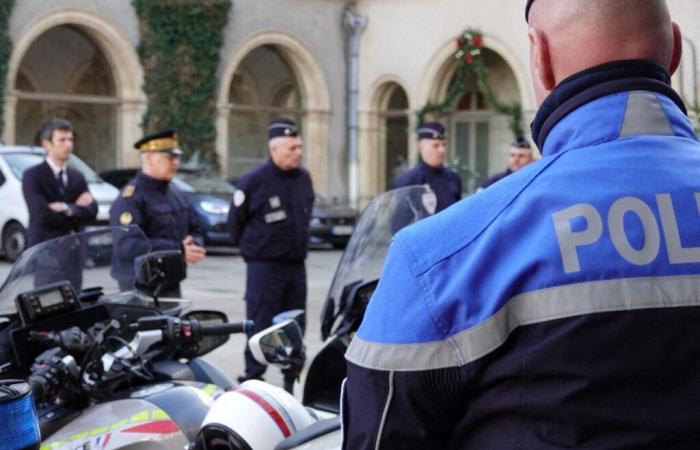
[182,236,206,264]
[48,202,68,213]
[75,191,94,207]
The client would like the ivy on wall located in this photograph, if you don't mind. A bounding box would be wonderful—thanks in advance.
[418,29,523,137]
[133,0,231,164]
[0,0,14,137]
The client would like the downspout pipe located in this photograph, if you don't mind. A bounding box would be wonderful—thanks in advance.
[343,4,367,207]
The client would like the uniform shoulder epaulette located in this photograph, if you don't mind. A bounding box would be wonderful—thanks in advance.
[122,184,136,198]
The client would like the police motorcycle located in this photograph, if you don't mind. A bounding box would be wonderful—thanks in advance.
[0,226,252,449]
[193,185,437,450]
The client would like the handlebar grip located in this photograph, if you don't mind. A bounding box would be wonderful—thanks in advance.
[27,377,46,404]
[200,320,254,336]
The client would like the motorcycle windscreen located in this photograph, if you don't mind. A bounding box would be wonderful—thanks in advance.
[320,186,436,340]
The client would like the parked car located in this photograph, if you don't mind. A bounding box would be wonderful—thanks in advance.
[310,193,357,249]
[0,145,119,261]
[99,168,235,246]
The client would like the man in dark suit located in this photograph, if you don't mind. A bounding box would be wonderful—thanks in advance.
[22,118,97,248]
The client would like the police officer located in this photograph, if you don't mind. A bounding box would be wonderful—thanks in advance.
[390,121,461,212]
[478,134,534,190]
[109,130,206,294]
[228,118,314,384]
[343,1,700,449]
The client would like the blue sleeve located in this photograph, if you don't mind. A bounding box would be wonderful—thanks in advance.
[356,236,444,344]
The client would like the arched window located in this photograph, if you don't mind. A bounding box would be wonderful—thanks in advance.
[14,25,118,172]
[226,45,304,180]
[446,48,520,193]
[378,84,409,190]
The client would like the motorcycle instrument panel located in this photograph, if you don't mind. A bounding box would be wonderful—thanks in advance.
[15,280,81,325]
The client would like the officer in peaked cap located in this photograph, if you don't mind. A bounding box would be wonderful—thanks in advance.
[478,134,534,191]
[109,130,206,295]
[228,118,314,386]
[390,121,462,212]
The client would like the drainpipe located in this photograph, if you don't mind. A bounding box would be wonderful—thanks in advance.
[343,4,367,207]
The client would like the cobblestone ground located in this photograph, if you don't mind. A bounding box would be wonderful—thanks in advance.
[0,247,344,393]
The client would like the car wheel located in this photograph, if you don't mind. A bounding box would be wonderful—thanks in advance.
[2,222,26,262]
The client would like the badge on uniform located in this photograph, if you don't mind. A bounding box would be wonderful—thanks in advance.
[269,196,281,208]
[122,185,136,198]
[233,190,246,207]
[265,210,288,223]
[120,211,133,225]
[421,191,437,215]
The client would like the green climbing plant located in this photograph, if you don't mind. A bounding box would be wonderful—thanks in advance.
[418,29,523,137]
[0,0,15,137]
[133,0,231,165]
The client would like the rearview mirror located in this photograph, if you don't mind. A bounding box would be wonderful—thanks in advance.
[249,319,305,369]
[134,250,186,298]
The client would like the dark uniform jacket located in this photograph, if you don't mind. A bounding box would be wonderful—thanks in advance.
[228,159,314,264]
[479,168,512,190]
[109,171,203,251]
[391,160,461,212]
[344,61,700,449]
[23,161,97,247]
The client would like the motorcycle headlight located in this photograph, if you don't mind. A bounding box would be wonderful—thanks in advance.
[0,380,40,450]
[200,200,230,215]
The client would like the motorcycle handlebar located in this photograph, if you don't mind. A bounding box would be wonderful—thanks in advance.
[200,320,254,336]
[27,376,46,404]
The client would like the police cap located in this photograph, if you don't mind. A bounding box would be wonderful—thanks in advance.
[417,122,446,141]
[267,119,299,140]
[511,134,531,149]
[525,0,535,22]
[134,129,183,157]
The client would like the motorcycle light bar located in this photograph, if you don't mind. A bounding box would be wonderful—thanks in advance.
[0,380,40,450]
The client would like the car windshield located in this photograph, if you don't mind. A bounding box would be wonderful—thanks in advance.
[176,171,235,195]
[0,226,154,316]
[3,152,44,180]
[2,150,102,183]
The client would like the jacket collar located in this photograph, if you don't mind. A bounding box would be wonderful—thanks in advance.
[531,60,688,155]
[136,170,170,192]
[419,159,444,175]
[266,158,301,178]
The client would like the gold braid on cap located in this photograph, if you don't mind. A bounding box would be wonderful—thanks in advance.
[139,136,179,152]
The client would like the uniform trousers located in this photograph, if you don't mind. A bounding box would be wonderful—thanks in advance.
[243,260,307,379]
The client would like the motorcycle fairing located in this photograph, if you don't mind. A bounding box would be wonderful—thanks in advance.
[41,383,215,449]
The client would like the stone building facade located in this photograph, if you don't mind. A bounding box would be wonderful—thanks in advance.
[2,0,698,203]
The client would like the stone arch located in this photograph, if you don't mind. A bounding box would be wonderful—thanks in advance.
[217,31,331,192]
[4,9,146,167]
[417,35,531,192]
[418,34,531,113]
[359,76,412,199]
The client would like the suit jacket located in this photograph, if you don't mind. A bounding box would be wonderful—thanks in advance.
[23,161,98,247]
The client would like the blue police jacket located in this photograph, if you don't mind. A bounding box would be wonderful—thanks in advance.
[228,159,314,264]
[343,60,700,449]
[109,171,203,251]
[391,160,461,212]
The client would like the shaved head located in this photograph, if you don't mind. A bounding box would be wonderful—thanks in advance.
[528,0,682,104]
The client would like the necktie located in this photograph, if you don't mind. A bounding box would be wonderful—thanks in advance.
[57,169,66,199]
